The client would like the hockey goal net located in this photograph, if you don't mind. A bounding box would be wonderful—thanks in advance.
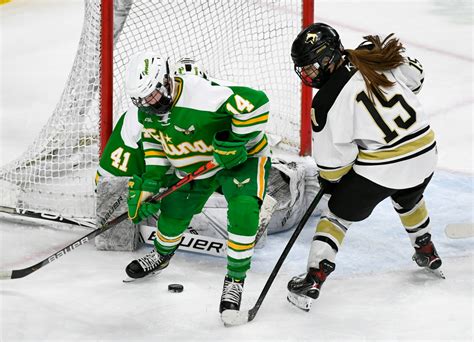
[0,0,313,223]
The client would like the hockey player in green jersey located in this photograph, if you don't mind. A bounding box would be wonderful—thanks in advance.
[287,23,443,311]
[122,51,271,315]
[96,57,209,182]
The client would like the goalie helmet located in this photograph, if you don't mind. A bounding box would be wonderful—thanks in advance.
[126,51,173,117]
[291,23,344,88]
[173,57,208,79]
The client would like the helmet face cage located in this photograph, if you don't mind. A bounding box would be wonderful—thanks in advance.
[291,23,343,89]
[131,59,173,119]
[296,45,342,88]
[294,63,317,87]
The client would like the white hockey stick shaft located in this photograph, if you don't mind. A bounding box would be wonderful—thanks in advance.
[445,223,474,239]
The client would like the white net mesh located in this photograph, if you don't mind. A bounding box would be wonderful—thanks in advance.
[0,0,304,221]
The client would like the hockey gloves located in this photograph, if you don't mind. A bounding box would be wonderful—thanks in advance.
[212,130,248,169]
[127,175,162,224]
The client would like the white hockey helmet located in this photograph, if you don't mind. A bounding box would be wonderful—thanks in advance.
[125,51,173,115]
[173,57,208,79]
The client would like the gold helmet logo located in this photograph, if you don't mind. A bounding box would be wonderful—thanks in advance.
[305,32,319,44]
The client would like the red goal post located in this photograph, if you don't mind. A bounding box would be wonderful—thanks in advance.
[99,0,314,156]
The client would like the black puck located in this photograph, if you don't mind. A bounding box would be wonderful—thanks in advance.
[168,283,184,293]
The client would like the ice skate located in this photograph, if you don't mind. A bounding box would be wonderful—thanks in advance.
[412,234,445,279]
[219,276,245,313]
[287,260,335,311]
[124,249,174,282]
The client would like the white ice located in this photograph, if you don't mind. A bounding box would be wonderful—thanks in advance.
[1,0,473,341]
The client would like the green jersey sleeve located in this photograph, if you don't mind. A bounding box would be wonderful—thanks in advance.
[97,112,145,179]
[221,86,270,156]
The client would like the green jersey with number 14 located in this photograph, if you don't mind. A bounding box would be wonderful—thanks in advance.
[99,74,270,181]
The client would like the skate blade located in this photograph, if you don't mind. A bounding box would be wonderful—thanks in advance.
[287,291,312,312]
[123,270,162,283]
[426,267,446,279]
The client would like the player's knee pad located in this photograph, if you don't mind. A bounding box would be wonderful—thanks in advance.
[328,197,373,222]
[392,196,425,214]
[227,196,260,236]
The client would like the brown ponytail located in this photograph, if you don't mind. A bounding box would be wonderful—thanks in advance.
[345,34,405,101]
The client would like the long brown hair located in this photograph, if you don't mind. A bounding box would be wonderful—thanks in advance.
[345,34,405,100]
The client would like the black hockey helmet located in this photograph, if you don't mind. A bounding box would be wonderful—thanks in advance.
[291,23,344,88]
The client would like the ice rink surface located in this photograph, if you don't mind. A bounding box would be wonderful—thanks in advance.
[1,0,473,341]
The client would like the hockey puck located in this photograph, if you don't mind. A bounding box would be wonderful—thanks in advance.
[168,283,184,293]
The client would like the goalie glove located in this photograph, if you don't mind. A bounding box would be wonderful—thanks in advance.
[212,130,248,169]
[127,175,162,224]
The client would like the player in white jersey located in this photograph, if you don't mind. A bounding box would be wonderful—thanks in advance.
[286,23,443,311]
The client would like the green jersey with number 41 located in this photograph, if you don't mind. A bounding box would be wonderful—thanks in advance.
[98,74,270,181]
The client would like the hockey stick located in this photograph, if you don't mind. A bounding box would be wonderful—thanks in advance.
[0,161,220,280]
[221,186,326,326]
[0,206,96,228]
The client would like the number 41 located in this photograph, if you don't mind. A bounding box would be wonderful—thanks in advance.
[110,147,130,172]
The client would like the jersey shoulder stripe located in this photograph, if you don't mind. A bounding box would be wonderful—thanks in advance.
[311,62,358,132]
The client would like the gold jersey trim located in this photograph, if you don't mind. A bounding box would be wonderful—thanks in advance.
[358,129,435,162]
[318,164,353,182]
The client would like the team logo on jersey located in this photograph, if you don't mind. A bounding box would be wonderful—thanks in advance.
[305,32,320,44]
[159,131,212,156]
[233,178,250,188]
[174,124,196,135]
[310,108,318,127]
[143,58,150,75]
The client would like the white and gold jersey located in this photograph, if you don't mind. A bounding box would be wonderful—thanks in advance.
[313,58,436,189]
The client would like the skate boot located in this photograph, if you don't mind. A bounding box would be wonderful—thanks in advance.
[412,233,444,277]
[287,259,335,311]
[219,275,245,313]
[125,249,174,279]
